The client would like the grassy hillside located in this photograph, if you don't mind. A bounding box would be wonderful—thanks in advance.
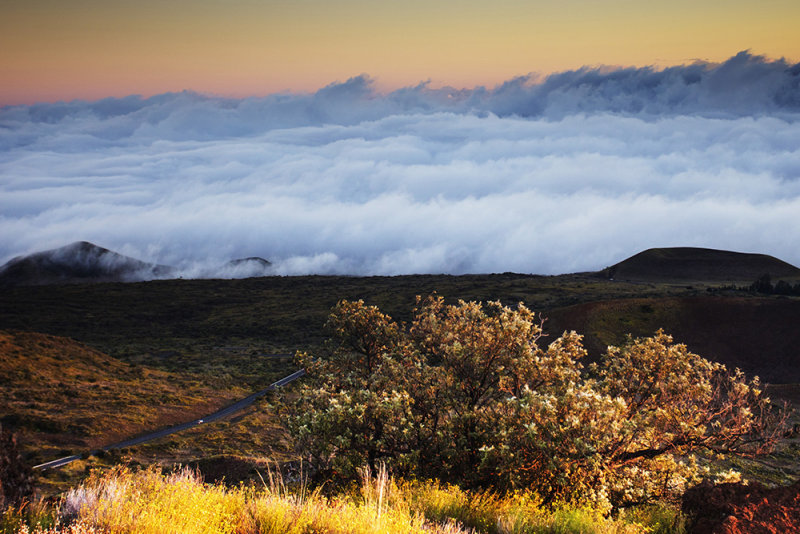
[3,271,793,385]
[0,271,798,527]
[0,331,272,465]
[0,329,303,496]
[0,273,695,370]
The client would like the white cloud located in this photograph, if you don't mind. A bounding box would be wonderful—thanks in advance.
[1,52,799,276]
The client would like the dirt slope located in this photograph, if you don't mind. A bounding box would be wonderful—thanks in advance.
[544,296,800,383]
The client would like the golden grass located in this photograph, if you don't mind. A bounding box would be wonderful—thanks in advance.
[4,466,685,534]
[0,330,259,496]
[2,329,308,500]
[1,330,237,454]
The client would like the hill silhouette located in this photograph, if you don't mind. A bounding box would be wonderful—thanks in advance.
[0,243,279,286]
[599,247,800,282]
[219,257,273,278]
[228,257,271,268]
[0,241,174,286]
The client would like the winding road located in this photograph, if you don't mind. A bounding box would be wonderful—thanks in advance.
[33,368,306,470]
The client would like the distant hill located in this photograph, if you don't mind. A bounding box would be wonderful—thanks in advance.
[0,243,279,286]
[220,257,273,278]
[598,247,800,282]
[228,257,271,268]
[0,241,174,286]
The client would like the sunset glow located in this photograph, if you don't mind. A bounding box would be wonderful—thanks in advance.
[2,1,800,277]
[2,0,799,104]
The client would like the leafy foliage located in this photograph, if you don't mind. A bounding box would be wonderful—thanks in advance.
[285,296,785,510]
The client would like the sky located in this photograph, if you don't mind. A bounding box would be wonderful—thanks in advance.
[1,2,799,277]
[2,0,799,104]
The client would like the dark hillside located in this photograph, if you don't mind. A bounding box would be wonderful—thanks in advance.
[545,296,800,383]
[0,241,173,286]
[2,266,797,385]
[0,273,671,364]
[599,247,800,282]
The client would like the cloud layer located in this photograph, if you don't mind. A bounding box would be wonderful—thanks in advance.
[2,52,799,276]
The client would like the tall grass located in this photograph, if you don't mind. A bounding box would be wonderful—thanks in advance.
[0,500,57,534]
[3,466,686,534]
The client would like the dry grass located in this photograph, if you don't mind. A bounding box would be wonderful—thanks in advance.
[0,331,240,474]
[3,466,686,534]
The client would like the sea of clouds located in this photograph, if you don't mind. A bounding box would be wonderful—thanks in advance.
[1,51,799,277]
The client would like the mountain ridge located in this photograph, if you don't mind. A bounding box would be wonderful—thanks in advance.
[4,243,800,286]
[0,241,174,286]
[0,242,280,286]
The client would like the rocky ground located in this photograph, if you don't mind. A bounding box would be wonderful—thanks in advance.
[683,480,800,533]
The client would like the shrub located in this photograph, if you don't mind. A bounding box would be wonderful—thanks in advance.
[284,297,785,510]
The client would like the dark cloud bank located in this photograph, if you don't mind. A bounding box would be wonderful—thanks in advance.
[1,51,799,277]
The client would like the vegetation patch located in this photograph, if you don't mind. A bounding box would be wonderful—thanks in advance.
[1,465,688,534]
[284,297,785,512]
[1,267,798,531]
[0,331,244,483]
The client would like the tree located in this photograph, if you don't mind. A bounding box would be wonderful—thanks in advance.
[406,296,553,484]
[283,297,785,509]
[773,280,793,295]
[287,300,413,480]
[750,273,773,294]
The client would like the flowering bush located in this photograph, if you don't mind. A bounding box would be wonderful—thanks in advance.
[285,296,785,510]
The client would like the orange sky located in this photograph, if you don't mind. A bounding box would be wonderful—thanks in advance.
[2,0,799,105]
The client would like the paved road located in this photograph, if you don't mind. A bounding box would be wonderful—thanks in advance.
[33,368,305,470]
